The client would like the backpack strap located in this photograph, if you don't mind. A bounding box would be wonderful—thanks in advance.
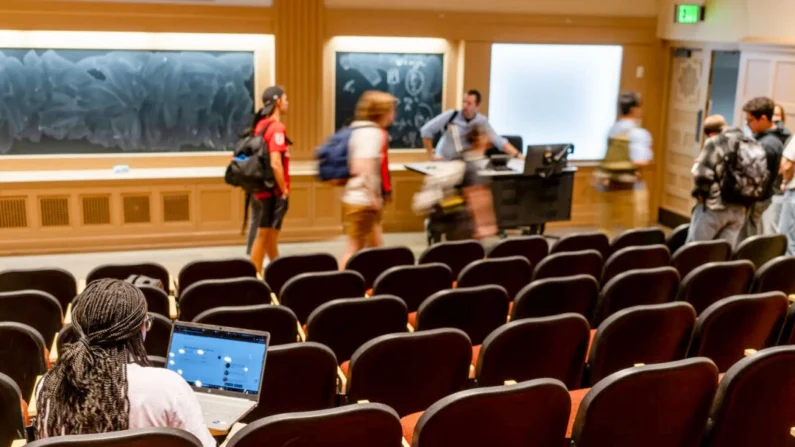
[443,111,459,132]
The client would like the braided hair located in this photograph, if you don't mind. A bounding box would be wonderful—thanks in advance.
[37,279,150,437]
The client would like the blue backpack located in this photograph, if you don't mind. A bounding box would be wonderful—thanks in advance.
[316,125,377,185]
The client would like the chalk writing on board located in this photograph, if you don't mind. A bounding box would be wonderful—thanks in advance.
[335,52,443,149]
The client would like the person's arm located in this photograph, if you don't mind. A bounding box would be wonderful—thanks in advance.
[780,140,795,189]
[420,110,455,160]
[483,121,523,159]
[691,137,717,201]
[629,128,653,168]
[166,374,217,447]
[268,127,289,197]
[349,128,384,208]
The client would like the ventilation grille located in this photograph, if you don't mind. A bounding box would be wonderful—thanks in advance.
[163,193,190,223]
[123,195,151,224]
[0,198,27,229]
[82,196,111,225]
[40,197,69,227]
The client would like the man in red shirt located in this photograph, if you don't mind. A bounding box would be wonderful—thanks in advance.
[250,86,290,274]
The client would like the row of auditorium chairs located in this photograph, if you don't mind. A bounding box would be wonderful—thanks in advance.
[10,346,795,447]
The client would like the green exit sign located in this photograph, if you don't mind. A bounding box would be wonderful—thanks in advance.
[676,4,704,24]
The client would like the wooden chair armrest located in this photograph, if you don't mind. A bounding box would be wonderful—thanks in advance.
[169,275,177,297]
[168,295,178,320]
[337,366,348,394]
[270,293,280,306]
[11,440,26,447]
[406,323,414,333]
[49,333,59,366]
[504,380,517,386]
[296,322,306,342]
[64,303,73,325]
[219,423,248,447]
[28,376,42,419]
[744,349,758,357]
[357,400,369,404]
[634,363,645,367]
[77,279,86,294]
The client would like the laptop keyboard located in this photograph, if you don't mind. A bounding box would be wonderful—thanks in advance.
[198,395,248,426]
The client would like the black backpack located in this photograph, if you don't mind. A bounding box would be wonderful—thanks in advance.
[225,122,276,194]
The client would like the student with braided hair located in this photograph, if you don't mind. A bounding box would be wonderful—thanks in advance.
[35,279,215,446]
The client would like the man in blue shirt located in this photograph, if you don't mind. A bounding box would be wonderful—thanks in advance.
[420,90,523,161]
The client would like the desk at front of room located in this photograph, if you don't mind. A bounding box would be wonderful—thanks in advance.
[0,160,655,255]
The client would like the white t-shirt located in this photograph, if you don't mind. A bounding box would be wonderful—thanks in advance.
[783,137,795,190]
[342,121,386,207]
[38,364,216,447]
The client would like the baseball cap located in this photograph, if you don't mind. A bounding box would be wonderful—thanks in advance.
[261,86,285,116]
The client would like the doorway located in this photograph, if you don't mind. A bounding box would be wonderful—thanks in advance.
[707,51,741,125]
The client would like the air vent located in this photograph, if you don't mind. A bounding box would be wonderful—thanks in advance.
[163,193,190,223]
[82,196,111,225]
[0,197,27,229]
[40,197,70,227]
[123,195,151,224]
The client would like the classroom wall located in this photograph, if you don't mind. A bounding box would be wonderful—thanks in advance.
[0,0,666,254]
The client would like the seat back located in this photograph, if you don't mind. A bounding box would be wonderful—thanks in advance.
[585,303,697,386]
[671,240,733,280]
[178,277,272,322]
[550,232,610,259]
[733,234,787,269]
[666,223,690,255]
[781,303,795,346]
[457,257,532,300]
[0,290,63,343]
[372,264,452,313]
[246,342,338,422]
[702,346,795,447]
[86,263,169,291]
[228,404,402,447]
[144,314,172,358]
[416,286,509,346]
[263,253,337,297]
[753,256,795,295]
[0,323,47,397]
[689,292,788,372]
[601,245,671,285]
[571,359,719,447]
[0,372,25,447]
[592,267,680,326]
[138,286,170,319]
[25,428,203,447]
[347,329,472,417]
[194,305,299,346]
[532,250,603,282]
[477,314,589,389]
[677,260,756,315]
[486,236,548,267]
[512,275,599,321]
[177,258,257,296]
[418,240,485,279]
[307,296,408,364]
[412,379,570,447]
[610,227,666,254]
[0,268,77,311]
[346,246,415,290]
[56,324,77,356]
[280,271,366,324]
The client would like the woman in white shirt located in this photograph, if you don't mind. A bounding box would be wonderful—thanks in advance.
[339,91,396,269]
[36,279,215,447]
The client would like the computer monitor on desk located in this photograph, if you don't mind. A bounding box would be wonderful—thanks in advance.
[524,144,574,177]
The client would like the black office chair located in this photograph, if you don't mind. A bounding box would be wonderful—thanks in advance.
[178,277,272,322]
[86,262,170,291]
[177,258,257,296]
[194,304,299,346]
[0,372,25,447]
[732,234,787,269]
[25,428,204,447]
[0,290,63,344]
[666,223,690,255]
[670,240,732,280]
[228,404,402,447]
[264,253,338,297]
[0,268,77,312]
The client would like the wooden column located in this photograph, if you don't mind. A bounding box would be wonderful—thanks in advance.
[273,0,326,161]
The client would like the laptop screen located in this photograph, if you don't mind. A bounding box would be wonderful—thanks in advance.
[166,323,268,396]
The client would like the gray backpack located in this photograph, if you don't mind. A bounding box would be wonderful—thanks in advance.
[720,132,770,205]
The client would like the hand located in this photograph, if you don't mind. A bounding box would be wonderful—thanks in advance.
[515,152,525,160]
[782,183,787,193]
[430,155,445,162]
[282,189,289,200]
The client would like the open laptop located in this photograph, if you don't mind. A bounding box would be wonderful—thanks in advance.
[166,321,269,432]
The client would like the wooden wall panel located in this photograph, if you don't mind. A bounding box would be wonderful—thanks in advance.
[735,51,795,126]
[462,42,493,115]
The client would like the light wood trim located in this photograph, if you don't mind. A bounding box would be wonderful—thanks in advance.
[168,296,178,320]
[469,364,475,379]
[28,376,42,419]
[11,440,26,447]
[790,427,795,438]
[357,400,370,404]
[634,363,646,367]
[64,303,72,325]
[77,279,86,294]
[504,380,517,386]
[402,438,411,447]
[744,349,758,357]
[49,333,59,366]
[789,294,795,303]
[406,324,415,333]
[337,366,348,394]
[297,322,307,342]
[271,293,281,305]
[220,423,248,447]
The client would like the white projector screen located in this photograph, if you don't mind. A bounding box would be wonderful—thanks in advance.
[488,44,624,160]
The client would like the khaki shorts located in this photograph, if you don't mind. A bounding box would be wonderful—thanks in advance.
[343,203,380,241]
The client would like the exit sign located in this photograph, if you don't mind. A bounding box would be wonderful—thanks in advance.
[676,4,704,24]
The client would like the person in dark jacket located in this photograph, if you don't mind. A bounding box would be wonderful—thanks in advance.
[738,97,791,241]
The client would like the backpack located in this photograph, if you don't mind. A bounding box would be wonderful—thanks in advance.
[125,274,165,291]
[225,122,275,194]
[720,133,770,205]
[411,160,467,215]
[597,133,638,184]
[316,125,377,185]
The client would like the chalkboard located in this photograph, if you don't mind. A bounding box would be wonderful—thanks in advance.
[335,52,444,149]
[0,48,255,155]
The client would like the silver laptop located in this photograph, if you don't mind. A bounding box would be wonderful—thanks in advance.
[166,321,269,432]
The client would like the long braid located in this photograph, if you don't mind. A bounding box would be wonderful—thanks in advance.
[36,279,149,437]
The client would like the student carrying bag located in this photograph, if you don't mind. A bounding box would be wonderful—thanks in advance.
[224,122,275,233]
[316,125,377,185]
